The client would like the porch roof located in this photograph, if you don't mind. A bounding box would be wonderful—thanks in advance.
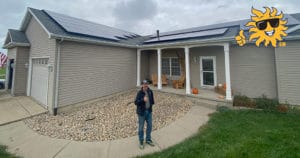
[3,29,30,49]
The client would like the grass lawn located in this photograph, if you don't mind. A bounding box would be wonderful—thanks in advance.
[0,145,19,158]
[140,110,300,158]
[0,67,5,79]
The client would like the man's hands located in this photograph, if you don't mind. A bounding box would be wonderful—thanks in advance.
[144,96,148,102]
[235,30,246,46]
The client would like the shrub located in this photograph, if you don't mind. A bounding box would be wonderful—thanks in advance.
[254,95,279,112]
[233,95,256,108]
[277,104,289,113]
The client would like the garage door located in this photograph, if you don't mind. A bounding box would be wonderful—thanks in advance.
[31,58,49,106]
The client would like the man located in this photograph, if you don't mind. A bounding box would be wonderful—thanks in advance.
[134,80,155,149]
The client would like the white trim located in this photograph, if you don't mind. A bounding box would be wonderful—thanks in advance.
[50,34,137,48]
[31,56,50,59]
[3,42,31,49]
[26,56,32,96]
[136,49,141,86]
[27,8,52,38]
[19,9,31,31]
[200,56,217,87]
[157,48,162,89]
[224,43,232,100]
[185,46,191,94]
[139,39,233,49]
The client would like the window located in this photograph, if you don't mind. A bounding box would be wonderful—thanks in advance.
[162,58,170,75]
[171,58,180,76]
[162,57,181,76]
[32,58,49,65]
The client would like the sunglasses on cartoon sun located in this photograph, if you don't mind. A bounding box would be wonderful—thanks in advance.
[256,18,279,30]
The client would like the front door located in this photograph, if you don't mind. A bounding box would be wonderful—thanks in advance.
[8,59,14,89]
[200,56,216,87]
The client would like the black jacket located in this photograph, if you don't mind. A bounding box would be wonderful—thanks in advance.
[134,88,155,115]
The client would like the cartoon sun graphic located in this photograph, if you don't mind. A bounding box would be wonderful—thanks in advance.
[236,7,288,47]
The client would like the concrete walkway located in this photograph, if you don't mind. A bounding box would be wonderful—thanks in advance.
[0,96,48,125]
[0,105,215,158]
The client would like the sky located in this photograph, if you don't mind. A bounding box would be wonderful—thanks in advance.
[1,0,300,54]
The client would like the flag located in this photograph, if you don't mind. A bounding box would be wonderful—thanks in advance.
[0,52,8,68]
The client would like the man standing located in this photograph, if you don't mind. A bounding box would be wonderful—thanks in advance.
[134,80,155,149]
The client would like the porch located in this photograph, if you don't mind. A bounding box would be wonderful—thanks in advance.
[150,86,228,103]
[137,42,233,101]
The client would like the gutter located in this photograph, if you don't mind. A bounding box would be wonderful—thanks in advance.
[2,42,31,49]
[138,37,235,49]
[49,33,138,48]
[53,37,64,115]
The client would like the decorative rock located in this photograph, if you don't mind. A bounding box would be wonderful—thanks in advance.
[24,90,193,142]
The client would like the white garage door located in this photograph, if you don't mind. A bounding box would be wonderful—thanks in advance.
[31,58,49,106]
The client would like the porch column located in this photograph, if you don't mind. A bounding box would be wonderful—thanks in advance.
[224,43,232,100]
[185,46,191,94]
[157,48,162,89]
[136,49,141,86]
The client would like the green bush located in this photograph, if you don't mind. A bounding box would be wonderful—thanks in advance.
[254,95,279,112]
[233,95,256,108]
[233,95,299,113]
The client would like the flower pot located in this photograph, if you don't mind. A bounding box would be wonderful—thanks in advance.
[192,88,199,94]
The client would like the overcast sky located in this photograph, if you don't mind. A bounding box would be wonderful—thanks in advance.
[1,0,300,53]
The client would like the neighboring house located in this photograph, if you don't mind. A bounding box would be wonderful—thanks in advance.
[3,7,300,114]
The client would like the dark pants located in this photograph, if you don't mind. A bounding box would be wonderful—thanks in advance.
[138,110,152,143]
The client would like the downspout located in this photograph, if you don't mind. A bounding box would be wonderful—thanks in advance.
[54,38,64,115]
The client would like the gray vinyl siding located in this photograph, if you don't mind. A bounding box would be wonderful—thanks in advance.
[275,41,300,105]
[7,48,17,59]
[58,41,136,107]
[149,52,158,77]
[13,48,29,95]
[190,46,225,88]
[140,51,150,80]
[25,16,56,108]
[230,45,277,98]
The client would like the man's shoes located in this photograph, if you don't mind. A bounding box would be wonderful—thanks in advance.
[139,142,144,149]
[146,140,155,147]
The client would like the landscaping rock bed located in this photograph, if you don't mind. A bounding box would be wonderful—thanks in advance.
[24,90,193,142]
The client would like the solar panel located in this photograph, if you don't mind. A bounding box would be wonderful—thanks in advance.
[45,10,136,41]
[145,28,228,43]
[150,21,241,38]
[240,15,300,30]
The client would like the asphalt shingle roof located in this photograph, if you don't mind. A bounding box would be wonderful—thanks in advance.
[8,29,30,44]
[4,7,300,48]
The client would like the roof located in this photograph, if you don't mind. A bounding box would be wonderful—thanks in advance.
[3,7,300,49]
[3,29,30,49]
[142,13,300,46]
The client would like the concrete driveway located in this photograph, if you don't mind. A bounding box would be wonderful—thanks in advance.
[0,94,48,125]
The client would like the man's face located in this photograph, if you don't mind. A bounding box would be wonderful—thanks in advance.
[142,83,148,90]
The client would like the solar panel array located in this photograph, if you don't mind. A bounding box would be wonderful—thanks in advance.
[144,28,228,43]
[45,10,139,41]
[149,15,300,38]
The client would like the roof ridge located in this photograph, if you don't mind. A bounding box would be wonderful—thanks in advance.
[42,9,139,36]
